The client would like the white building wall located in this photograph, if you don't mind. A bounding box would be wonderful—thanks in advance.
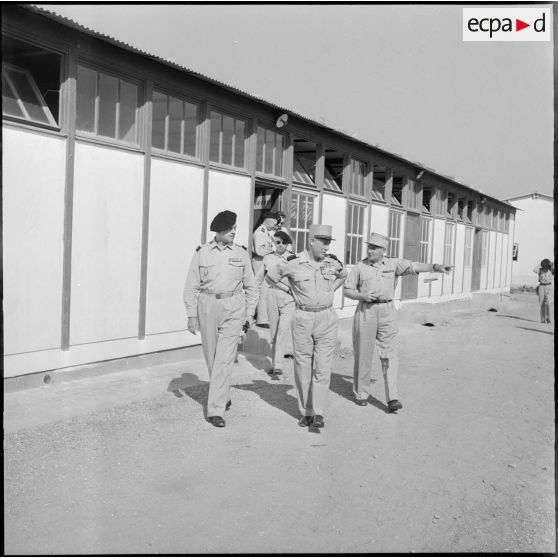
[2,126,66,355]
[430,218,446,298]
[487,230,497,289]
[453,223,465,294]
[207,170,251,247]
[146,158,204,336]
[369,203,390,236]
[322,193,348,309]
[508,196,554,287]
[70,141,144,345]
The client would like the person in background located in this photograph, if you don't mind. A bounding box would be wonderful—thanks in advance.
[255,230,296,380]
[266,224,347,429]
[343,232,452,414]
[183,211,258,428]
[252,212,280,327]
[276,211,287,231]
[533,258,554,324]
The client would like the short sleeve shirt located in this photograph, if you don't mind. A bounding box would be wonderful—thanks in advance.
[344,257,418,300]
[252,226,275,258]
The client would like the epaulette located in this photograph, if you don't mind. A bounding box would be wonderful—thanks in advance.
[234,243,248,251]
[325,252,341,263]
[287,254,297,262]
[196,245,201,252]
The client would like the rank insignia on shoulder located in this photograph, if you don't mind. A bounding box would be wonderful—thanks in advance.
[325,253,341,263]
[196,245,201,252]
[287,254,297,261]
[241,245,247,251]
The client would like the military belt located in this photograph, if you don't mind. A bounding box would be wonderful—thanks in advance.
[366,299,393,304]
[201,289,243,299]
[539,283,551,286]
[296,304,333,312]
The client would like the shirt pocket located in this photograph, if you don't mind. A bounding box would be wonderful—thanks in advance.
[199,264,216,283]
[228,260,244,280]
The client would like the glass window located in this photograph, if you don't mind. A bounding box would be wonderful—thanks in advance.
[290,192,315,252]
[422,185,432,213]
[446,192,455,218]
[293,137,317,186]
[388,211,403,258]
[456,197,465,221]
[209,110,246,168]
[444,222,456,267]
[466,200,474,223]
[419,217,431,263]
[324,148,344,192]
[464,227,473,267]
[372,164,389,202]
[256,126,284,178]
[349,158,367,198]
[437,188,447,216]
[2,35,62,127]
[408,179,419,210]
[346,203,365,264]
[391,175,404,207]
[76,65,138,144]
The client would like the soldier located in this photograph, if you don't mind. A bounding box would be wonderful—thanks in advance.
[183,210,258,428]
[343,232,452,413]
[267,224,347,429]
[252,212,280,327]
[255,230,296,379]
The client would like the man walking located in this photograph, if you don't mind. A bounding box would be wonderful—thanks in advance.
[184,210,258,428]
[267,224,347,429]
[343,232,452,413]
[252,212,280,327]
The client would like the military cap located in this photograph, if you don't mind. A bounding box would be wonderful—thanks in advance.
[210,210,237,232]
[308,224,334,241]
[366,232,390,249]
[265,212,280,222]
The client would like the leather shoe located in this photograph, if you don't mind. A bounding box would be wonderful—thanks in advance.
[388,400,403,413]
[355,398,368,406]
[272,368,283,375]
[208,416,225,427]
[311,415,325,428]
[225,400,232,411]
[298,416,312,427]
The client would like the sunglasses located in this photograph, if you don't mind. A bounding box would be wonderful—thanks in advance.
[275,240,285,245]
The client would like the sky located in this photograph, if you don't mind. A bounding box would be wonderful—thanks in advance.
[46,3,554,200]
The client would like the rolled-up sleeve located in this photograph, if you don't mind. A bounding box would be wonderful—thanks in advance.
[242,250,259,317]
[344,265,360,291]
[395,258,418,276]
[183,251,201,318]
[252,229,269,257]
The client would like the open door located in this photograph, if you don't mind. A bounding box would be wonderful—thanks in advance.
[253,183,284,231]
[401,213,419,300]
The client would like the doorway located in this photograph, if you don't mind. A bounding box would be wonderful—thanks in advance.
[253,183,285,231]
[401,213,419,300]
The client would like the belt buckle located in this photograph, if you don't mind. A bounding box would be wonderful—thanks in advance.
[215,293,223,299]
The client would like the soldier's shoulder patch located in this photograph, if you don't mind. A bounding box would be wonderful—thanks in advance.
[287,254,298,262]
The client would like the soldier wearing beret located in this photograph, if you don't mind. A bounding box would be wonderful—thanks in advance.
[267,224,347,429]
[252,212,280,327]
[343,232,452,413]
[183,210,258,428]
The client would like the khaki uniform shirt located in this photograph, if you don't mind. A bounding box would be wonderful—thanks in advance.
[256,251,293,291]
[183,240,258,318]
[534,265,554,285]
[344,257,418,300]
[252,225,275,259]
[267,251,348,307]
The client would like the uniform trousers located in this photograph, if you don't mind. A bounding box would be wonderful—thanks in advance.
[198,292,245,417]
[252,257,269,325]
[537,284,552,322]
[267,287,295,370]
[292,307,338,417]
[352,301,399,403]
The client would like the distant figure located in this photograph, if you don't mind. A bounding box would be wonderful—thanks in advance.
[276,211,287,231]
[533,258,554,324]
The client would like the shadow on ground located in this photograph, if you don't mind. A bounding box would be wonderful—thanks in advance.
[330,372,388,414]
[234,380,299,419]
[496,314,538,323]
[516,326,554,335]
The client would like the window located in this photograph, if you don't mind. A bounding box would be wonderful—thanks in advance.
[152,90,199,157]
[387,211,403,258]
[372,164,389,201]
[323,148,344,192]
[504,212,509,233]
[391,175,404,207]
[437,188,447,217]
[77,65,138,144]
[419,217,432,263]
[209,110,246,168]
[446,192,455,219]
[256,126,284,178]
[2,35,62,127]
[422,185,432,213]
[477,204,486,227]
[408,179,419,210]
[346,203,365,264]
[443,222,456,267]
[457,197,465,221]
[290,192,315,252]
[293,137,317,186]
[466,200,474,223]
[349,158,367,198]
[464,227,473,267]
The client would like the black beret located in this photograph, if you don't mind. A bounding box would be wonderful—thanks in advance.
[210,210,237,232]
[274,230,292,245]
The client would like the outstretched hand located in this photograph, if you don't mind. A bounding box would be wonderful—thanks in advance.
[435,264,454,275]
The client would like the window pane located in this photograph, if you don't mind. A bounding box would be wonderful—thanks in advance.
[118,79,137,143]
[98,72,117,138]
[8,67,49,123]
[168,96,182,153]
[265,129,274,174]
[290,194,299,229]
[183,101,198,157]
[234,118,245,168]
[152,91,167,150]
[2,73,24,118]
[256,126,264,172]
[209,111,221,163]
[76,66,97,133]
[274,133,283,176]
[221,115,233,165]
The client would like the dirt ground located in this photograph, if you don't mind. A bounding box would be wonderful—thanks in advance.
[4,292,555,554]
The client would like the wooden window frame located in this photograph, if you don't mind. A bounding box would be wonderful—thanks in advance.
[208,108,249,170]
[346,201,366,265]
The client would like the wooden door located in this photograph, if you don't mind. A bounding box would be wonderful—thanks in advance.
[401,213,419,300]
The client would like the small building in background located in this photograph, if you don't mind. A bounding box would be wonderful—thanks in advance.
[502,193,554,288]
[2,5,517,381]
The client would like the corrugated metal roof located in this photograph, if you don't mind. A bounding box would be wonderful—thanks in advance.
[21,3,515,209]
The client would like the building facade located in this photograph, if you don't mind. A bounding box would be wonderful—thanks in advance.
[2,5,516,379]
[503,193,554,288]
